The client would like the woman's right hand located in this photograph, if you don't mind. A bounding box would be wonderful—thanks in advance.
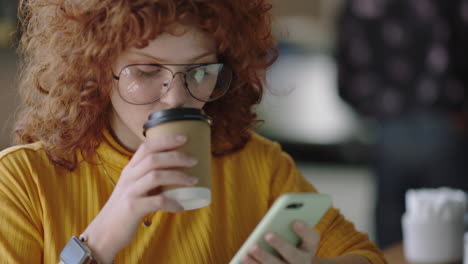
[82,135,198,264]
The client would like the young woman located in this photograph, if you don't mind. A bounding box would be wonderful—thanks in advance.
[0,0,386,263]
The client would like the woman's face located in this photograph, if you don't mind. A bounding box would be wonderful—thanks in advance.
[110,23,217,151]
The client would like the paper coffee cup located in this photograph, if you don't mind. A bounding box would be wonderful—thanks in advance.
[143,108,212,210]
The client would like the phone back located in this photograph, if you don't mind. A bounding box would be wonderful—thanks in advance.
[229,193,332,264]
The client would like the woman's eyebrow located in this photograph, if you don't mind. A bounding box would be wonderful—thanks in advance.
[131,50,217,63]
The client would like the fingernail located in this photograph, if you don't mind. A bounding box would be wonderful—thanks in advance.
[265,232,275,242]
[251,243,260,253]
[175,135,187,142]
[189,177,199,184]
[188,157,198,165]
[295,221,306,229]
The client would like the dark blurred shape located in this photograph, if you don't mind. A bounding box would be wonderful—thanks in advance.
[0,0,16,22]
[0,0,17,47]
[337,0,468,249]
[270,0,321,21]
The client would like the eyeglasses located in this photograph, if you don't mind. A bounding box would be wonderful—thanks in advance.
[113,63,233,105]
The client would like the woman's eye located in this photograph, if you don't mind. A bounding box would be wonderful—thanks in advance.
[136,68,161,78]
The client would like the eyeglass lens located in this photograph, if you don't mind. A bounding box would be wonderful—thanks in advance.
[117,63,232,105]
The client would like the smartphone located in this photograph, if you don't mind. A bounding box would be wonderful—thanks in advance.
[229,193,332,264]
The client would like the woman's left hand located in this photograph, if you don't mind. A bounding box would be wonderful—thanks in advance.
[242,220,321,264]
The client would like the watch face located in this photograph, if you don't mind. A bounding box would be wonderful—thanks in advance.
[60,236,89,264]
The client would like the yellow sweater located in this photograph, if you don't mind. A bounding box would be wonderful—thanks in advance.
[0,129,386,263]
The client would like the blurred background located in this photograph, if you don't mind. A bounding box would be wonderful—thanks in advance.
[0,0,18,151]
[1,0,468,253]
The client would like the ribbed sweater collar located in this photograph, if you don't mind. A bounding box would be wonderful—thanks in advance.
[95,128,134,170]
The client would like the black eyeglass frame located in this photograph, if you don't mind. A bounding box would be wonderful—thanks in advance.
[112,63,233,105]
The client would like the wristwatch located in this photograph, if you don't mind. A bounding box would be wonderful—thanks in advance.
[60,236,99,264]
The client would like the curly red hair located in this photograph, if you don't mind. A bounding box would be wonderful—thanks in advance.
[15,0,278,170]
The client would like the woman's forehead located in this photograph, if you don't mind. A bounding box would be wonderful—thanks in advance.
[125,24,217,63]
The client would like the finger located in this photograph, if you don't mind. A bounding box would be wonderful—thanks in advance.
[292,220,320,254]
[249,243,284,264]
[138,195,184,214]
[132,170,198,197]
[264,232,302,263]
[130,151,198,180]
[242,254,260,264]
[129,135,187,167]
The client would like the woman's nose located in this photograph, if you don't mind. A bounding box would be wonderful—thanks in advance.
[159,73,190,108]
